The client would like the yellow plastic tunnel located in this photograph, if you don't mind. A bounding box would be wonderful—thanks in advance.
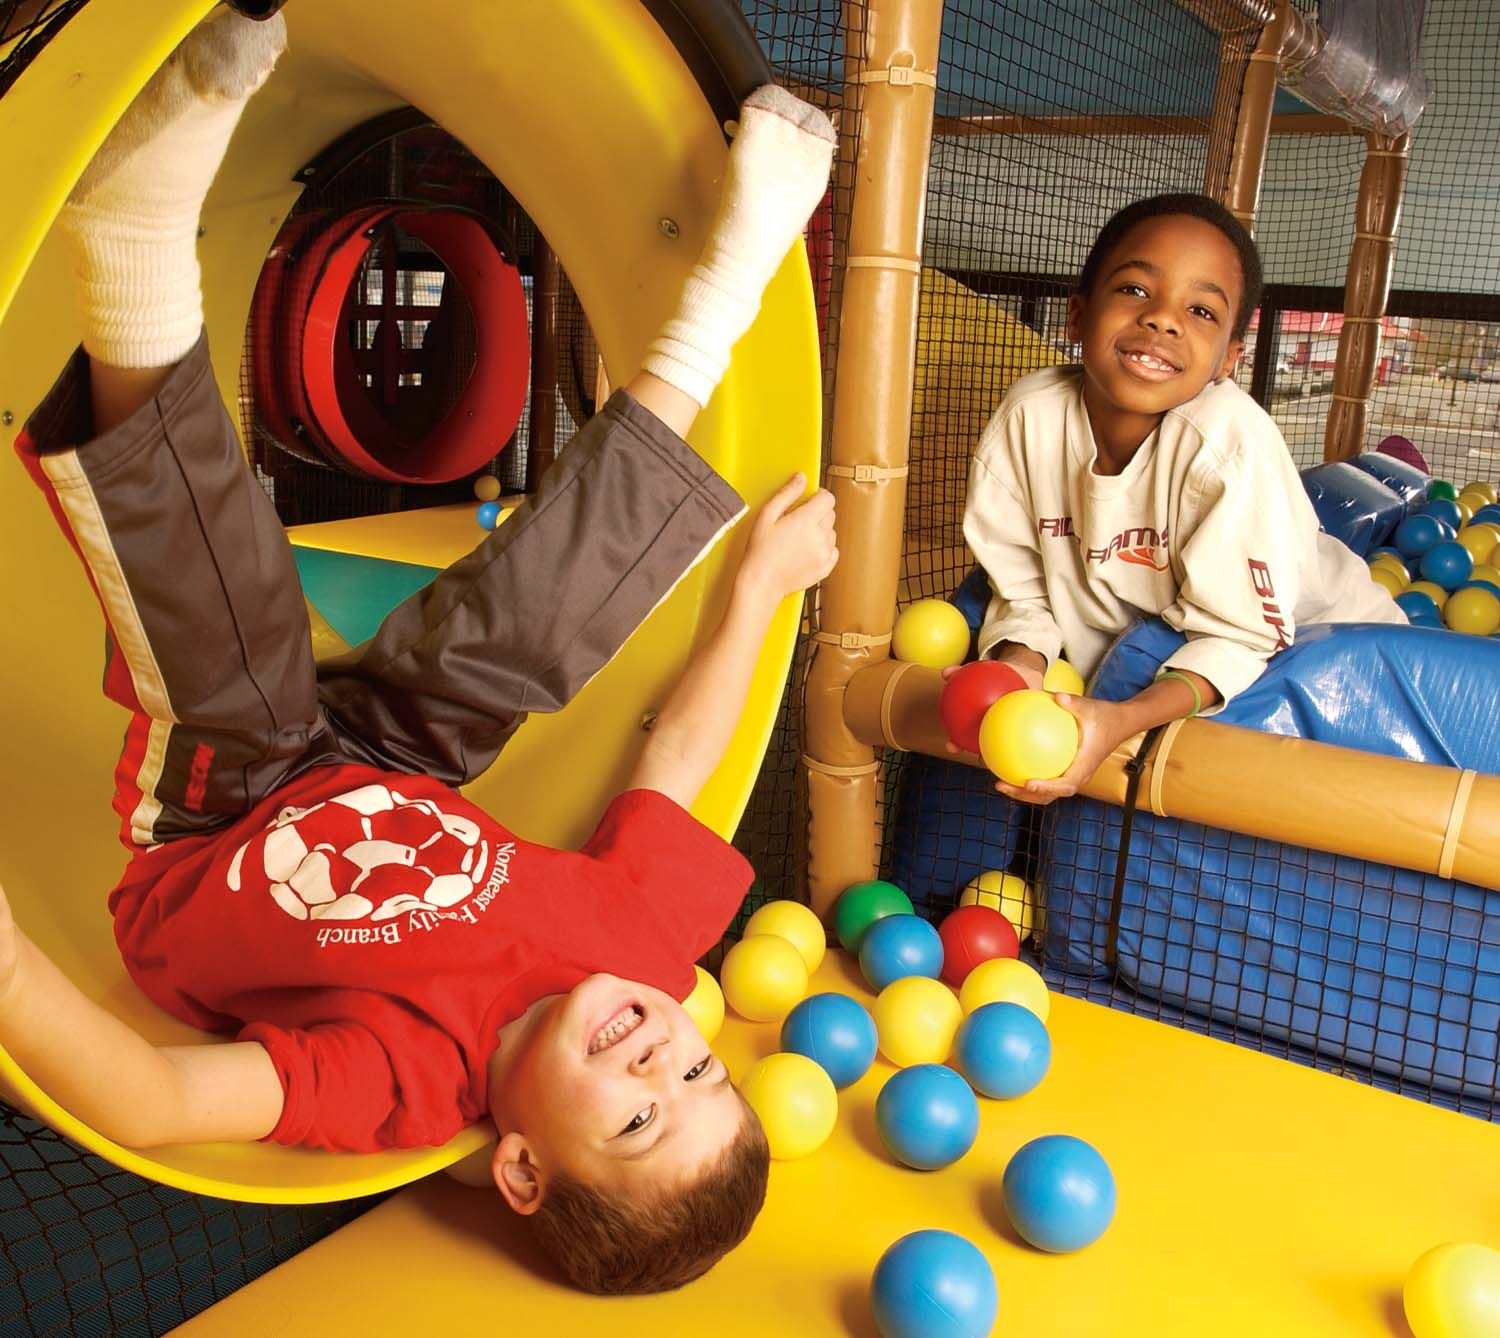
[0,0,820,1202]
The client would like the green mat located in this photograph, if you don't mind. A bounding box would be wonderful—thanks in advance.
[292,546,440,648]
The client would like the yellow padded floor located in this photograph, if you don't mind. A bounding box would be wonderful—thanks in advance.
[288,502,515,570]
[180,954,1500,1337]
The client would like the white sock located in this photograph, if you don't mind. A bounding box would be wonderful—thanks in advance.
[643,85,835,408]
[57,7,287,368]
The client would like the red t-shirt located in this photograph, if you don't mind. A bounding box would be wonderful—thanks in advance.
[108,762,752,1153]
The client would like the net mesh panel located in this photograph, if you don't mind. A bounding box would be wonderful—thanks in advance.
[0,1103,376,1336]
[0,1,87,98]
[716,0,868,956]
[239,121,589,524]
[1252,1,1500,482]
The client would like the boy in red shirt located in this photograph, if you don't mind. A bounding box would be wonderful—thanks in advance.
[0,7,837,1293]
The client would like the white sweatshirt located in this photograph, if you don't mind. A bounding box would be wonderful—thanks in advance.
[962,366,1403,708]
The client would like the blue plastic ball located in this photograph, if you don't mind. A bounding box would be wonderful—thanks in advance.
[871,1230,997,1338]
[1395,590,1442,623]
[1463,579,1500,601]
[1410,612,1445,629]
[781,993,878,1089]
[1393,513,1443,558]
[1471,504,1500,527]
[476,500,502,530]
[859,914,944,992]
[954,1001,1051,1099]
[1420,540,1475,590]
[1421,499,1464,532]
[876,1064,979,1170]
[1003,1134,1117,1252]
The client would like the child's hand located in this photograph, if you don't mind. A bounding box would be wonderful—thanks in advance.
[741,473,838,601]
[992,695,1133,806]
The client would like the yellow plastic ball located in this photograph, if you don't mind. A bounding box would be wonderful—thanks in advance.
[1473,562,1500,589]
[1444,586,1500,636]
[744,899,827,973]
[1457,526,1498,566]
[1369,553,1409,575]
[892,599,970,670]
[473,474,501,502]
[978,690,1079,785]
[1464,480,1499,506]
[1369,565,1407,597]
[873,976,963,1068]
[960,870,1041,940]
[740,1053,838,1160]
[681,965,725,1042]
[719,935,808,1022]
[1404,1243,1500,1338]
[959,957,1050,1021]
[1408,580,1450,610]
[1456,499,1476,524]
[1042,658,1085,695]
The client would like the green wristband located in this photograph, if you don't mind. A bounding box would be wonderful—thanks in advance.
[1155,669,1202,718]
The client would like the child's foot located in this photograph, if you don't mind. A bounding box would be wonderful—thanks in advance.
[643,86,835,408]
[60,5,288,368]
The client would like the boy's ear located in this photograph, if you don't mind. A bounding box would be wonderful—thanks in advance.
[1218,338,1245,382]
[1065,292,1085,345]
[492,1131,547,1215]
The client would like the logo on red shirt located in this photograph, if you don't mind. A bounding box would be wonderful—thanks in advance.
[226,782,513,946]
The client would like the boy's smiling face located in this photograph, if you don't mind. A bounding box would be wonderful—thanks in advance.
[1067,212,1246,460]
[486,973,747,1211]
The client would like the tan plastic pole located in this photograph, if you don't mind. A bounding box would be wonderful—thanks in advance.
[845,659,1500,892]
[1324,132,1410,461]
[1214,2,1288,228]
[802,0,945,921]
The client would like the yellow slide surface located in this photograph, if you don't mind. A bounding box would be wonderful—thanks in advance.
[0,0,819,1201]
[180,954,1500,1337]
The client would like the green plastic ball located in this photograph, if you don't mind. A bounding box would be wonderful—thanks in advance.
[1428,480,1459,502]
[833,880,914,953]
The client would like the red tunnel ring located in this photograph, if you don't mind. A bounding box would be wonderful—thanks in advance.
[294,206,529,484]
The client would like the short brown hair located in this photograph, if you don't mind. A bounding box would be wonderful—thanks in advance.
[527,1101,770,1294]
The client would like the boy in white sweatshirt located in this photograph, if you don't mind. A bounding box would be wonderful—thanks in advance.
[962,193,1401,804]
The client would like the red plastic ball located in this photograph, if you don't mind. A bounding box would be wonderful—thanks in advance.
[939,661,1028,754]
[938,904,1021,986]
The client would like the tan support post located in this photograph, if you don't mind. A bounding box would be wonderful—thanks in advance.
[1213,1,1289,228]
[1324,131,1410,461]
[802,0,945,920]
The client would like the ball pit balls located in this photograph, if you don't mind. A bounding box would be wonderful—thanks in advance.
[744,899,827,973]
[1042,657,1085,695]
[892,599,971,670]
[473,474,501,502]
[939,660,1027,753]
[682,965,725,1042]
[874,976,964,1068]
[871,1231,997,1338]
[1474,562,1500,588]
[1395,513,1445,559]
[1428,479,1458,502]
[719,934,808,1022]
[1407,579,1450,609]
[1369,553,1409,577]
[739,1052,838,1160]
[1420,541,1474,590]
[937,905,1020,986]
[1473,504,1500,528]
[475,500,502,531]
[959,957,1050,1022]
[1411,612,1446,630]
[834,880,915,953]
[1403,1242,1500,1338]
[1465,579,1500,602]
[1396,590,1443,624]
[954,1001,1051,1099]
[978,689,1080,786]
[1457,526,1498,566]
[781,993,878,1089]
[1444,585,1500,636]
[1422,499,1465,533]
[961,870,1041,940]
[875,1064,980,1170]
[860,914,945,991]
[1369,565,1407,598]
[1002,1134,1117,1252]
